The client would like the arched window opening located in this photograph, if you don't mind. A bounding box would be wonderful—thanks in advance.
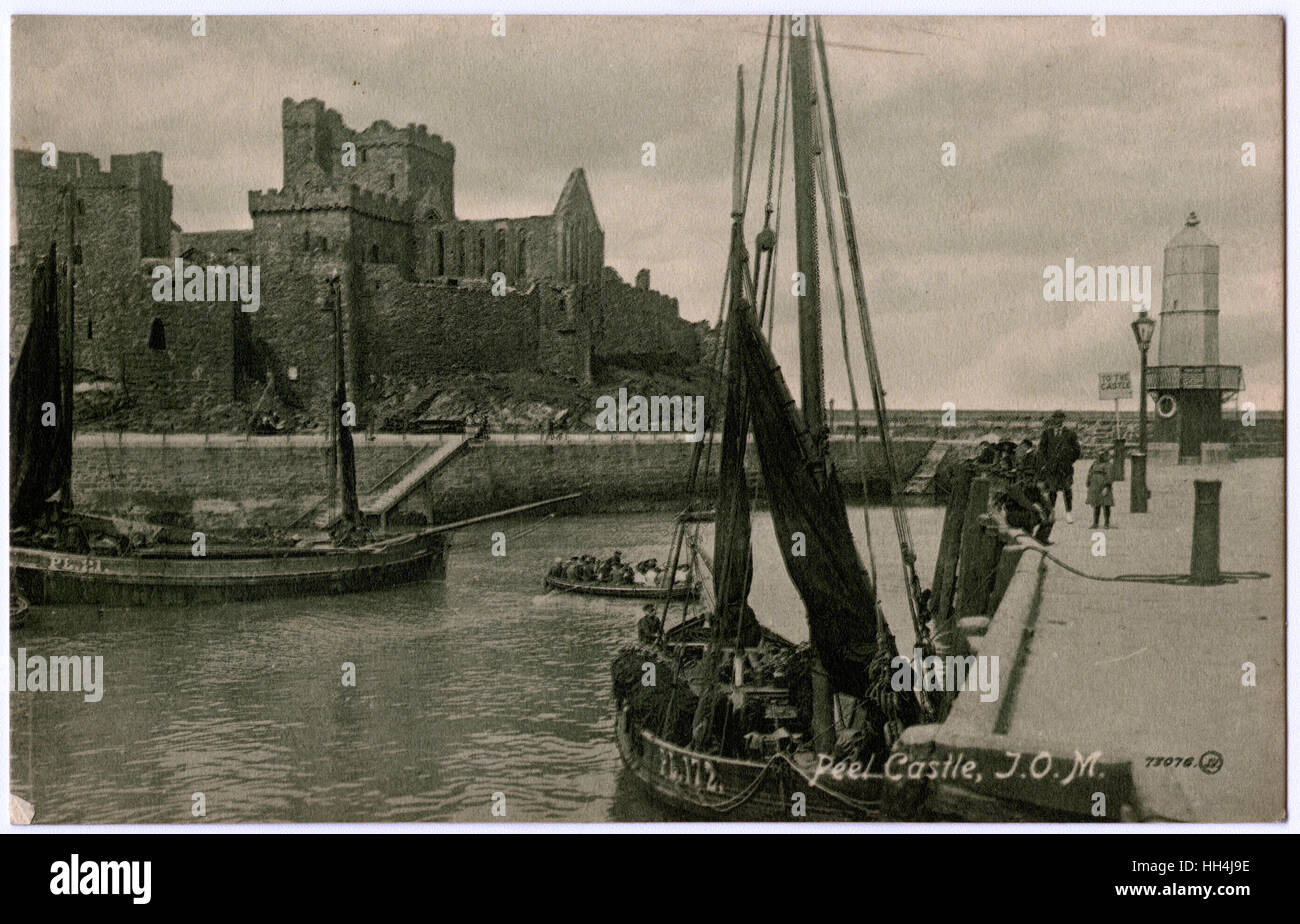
[370,243,380,262]
[435,232,445,276]
[517,233,527,279]
[303,230,311,252]
[478,234,486,277]
[495,228,507,275]
[148,317,166,351]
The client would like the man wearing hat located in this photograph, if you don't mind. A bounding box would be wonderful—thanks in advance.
[1038,410,1081,523]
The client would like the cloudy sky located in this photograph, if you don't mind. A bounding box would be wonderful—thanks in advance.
[10,15,1285,410]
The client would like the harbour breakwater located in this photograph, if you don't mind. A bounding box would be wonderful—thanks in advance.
[69,409,1282,531]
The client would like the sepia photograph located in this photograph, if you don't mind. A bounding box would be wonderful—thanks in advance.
[4,12,1288,832]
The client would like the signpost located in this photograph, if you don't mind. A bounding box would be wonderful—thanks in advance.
[1099,371,1132,482]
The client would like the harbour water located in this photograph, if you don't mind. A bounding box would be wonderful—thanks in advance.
[9,505,943,823]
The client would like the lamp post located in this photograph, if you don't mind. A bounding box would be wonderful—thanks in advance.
[1130,311,1156,513]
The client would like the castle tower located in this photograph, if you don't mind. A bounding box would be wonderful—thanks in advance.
[1149,212,1243,459]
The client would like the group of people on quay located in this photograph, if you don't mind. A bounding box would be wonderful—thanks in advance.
[549,551,690,587]
[975,410,1117,543]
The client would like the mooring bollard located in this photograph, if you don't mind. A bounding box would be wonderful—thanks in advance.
[1190,480,1222,585]
[1130,451,1149,513]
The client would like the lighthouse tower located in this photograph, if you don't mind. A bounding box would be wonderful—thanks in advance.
[1149,212,1242,459]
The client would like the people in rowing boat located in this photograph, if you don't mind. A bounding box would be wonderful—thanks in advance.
[633,559,692,587]
[633,559,659,586]
[550,550,661,586]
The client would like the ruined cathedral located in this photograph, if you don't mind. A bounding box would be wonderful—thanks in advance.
[10,97,699,425]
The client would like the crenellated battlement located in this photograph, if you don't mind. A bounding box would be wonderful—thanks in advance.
[249,183,413,223]
[357,119,454,160]
[279,97,455,209]
[13,148,166,189]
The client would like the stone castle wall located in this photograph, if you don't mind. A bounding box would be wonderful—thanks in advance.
[597,268,698,369]
[10,99,699,430]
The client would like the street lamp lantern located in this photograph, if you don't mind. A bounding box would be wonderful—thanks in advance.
[1131,312,1156,352]
[1130,311,1156,513]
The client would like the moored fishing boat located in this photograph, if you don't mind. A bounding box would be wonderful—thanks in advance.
[11,531,448,607]
[9,215,450,607]
[611,18,948,820]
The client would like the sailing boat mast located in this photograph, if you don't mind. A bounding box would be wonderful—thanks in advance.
[787,20,825,451]
[328,277,360,529]
[786,16,838,755]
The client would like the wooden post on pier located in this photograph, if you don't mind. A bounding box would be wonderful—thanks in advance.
[976,520,1004,613]
[1190,480,1222,585]
[930,462,971,638]
[954,475,991,616]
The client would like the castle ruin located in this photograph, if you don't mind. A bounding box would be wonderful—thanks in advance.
[10,97,700,427]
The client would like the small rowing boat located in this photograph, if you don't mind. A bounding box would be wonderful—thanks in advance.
[543,574,700,601]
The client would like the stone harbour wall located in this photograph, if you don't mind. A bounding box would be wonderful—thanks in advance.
[68,432,938,531]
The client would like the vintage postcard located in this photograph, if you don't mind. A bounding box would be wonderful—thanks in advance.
[6,13,1286,827]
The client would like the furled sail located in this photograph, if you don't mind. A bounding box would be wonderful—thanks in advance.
[732,294,890,698]
[711,247,754,638]
[10,245,71,525]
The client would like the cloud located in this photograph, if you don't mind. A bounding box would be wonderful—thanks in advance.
[10,14,1284,409]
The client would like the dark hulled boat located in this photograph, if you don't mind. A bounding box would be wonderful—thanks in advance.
[611,18,941,820]
[11,530,448,607]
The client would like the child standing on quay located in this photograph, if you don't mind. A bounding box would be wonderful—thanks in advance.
[1087,449,1115,529]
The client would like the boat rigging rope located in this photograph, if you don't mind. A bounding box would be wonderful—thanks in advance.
[809,82,881,596]
[741,17,775,213]
[812,18,927,649]
[765,86,790,346]
[657,747,882,816]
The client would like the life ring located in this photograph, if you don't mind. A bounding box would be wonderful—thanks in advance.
[1155,394,1178,419]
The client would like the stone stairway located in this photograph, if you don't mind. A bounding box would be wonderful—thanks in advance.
[304,435,472,529]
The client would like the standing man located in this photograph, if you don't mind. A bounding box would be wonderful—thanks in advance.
[1039,410,1081,524]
